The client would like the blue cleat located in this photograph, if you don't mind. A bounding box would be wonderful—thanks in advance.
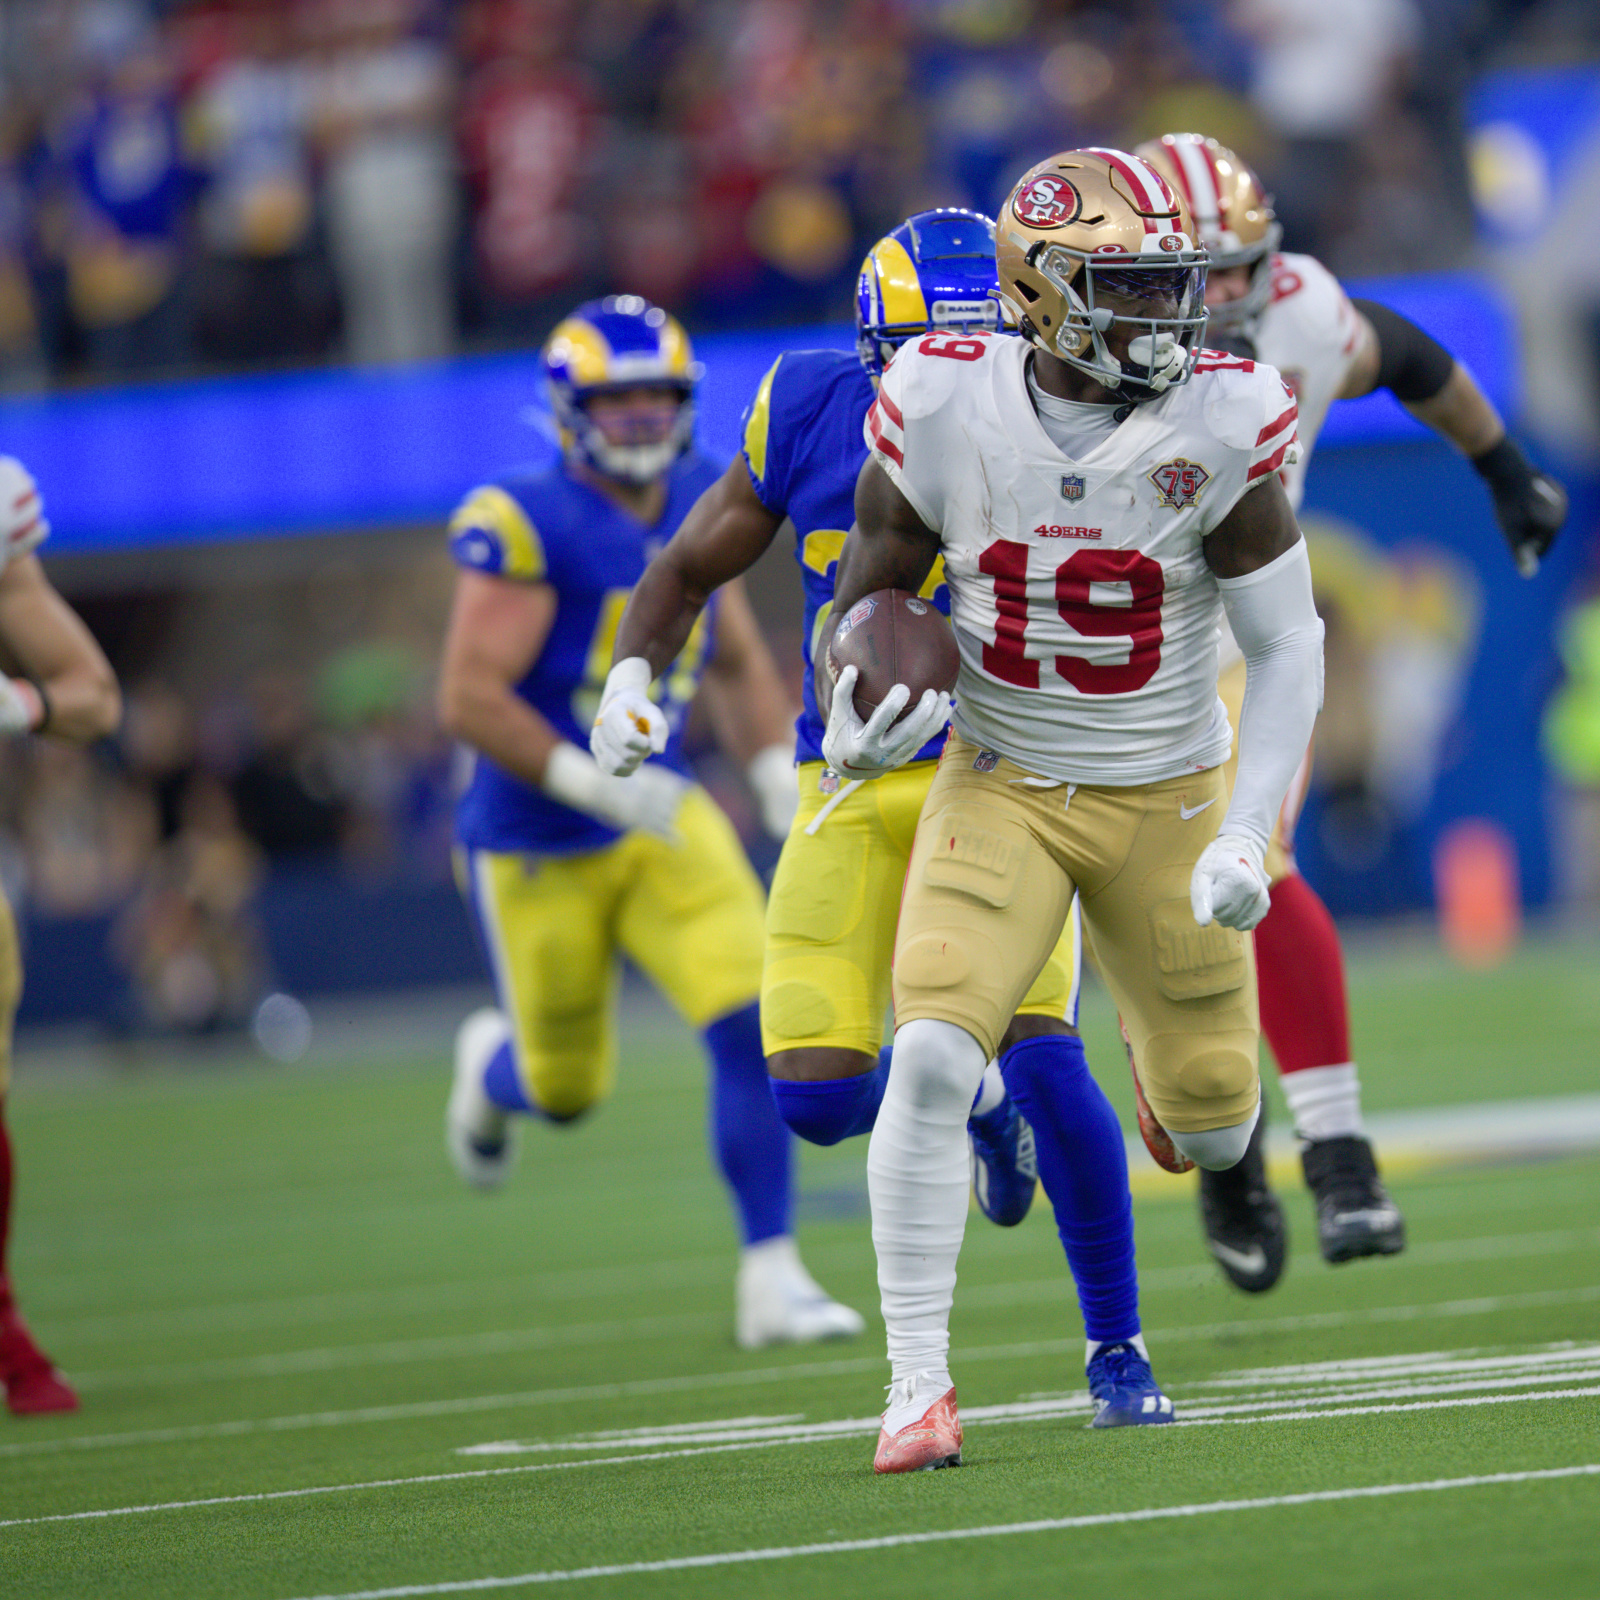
[968,1097,1038,1226]
[1086,1341,1175,1427]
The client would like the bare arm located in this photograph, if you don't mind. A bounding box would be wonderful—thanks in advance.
[0,554,120,741]
[613,456,784,678]
[437,569,562,787]
[1203,470,1303,579]
[820,456,943,710]
[698,577,795,764]
[1336,308,1503,454]
[1337,298,1566,573]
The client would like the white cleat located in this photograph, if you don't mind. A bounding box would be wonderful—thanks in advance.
[734,1236,866,1349]
[446,1008,517,1189]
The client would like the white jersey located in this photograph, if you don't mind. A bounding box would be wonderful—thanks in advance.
[0,456,48,578]
[1254,252,1363,512]
[866,332,1299,785]
[1214,252,1362,672]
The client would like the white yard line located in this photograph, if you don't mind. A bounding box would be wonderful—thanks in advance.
[252,1463,1600,1597]
[7,1283,1600,1462]
[5,1384,1599,1532]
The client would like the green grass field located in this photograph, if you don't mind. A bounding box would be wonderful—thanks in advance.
[3,932,1598,1599]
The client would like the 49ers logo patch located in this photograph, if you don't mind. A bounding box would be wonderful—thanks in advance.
[1013,175,1080,229]
[1149,457,1211,508]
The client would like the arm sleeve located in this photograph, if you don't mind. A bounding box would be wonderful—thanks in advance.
[1349,298,1456,404]
[446,484,549,582]
[863,351,943,530]
[1215,538,1324,856]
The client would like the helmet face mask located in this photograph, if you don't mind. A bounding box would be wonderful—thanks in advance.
[563,382,695,485]
[856,207,1009,376]
[1030,245,1208,397]
[543,296,703,485]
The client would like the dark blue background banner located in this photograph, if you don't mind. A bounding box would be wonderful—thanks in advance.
[0,275,1516,551]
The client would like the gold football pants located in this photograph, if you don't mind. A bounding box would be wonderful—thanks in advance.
[892,735,1259,1134]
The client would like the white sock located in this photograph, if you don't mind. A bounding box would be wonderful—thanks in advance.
[1086,1331,1148,1367]
[868,1019,989,1385]
[1281,1062,1364,1142]
[970,1061,1006,1117]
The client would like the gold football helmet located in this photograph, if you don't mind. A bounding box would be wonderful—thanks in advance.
[996,148,1209,400]
[1133,133,1281,338]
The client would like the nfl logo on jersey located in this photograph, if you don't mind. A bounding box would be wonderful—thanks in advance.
[1061,474,1085,501]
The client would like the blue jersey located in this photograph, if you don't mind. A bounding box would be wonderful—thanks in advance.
[449,452,722,855]
[739,349,949,765]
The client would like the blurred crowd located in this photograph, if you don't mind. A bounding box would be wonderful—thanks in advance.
[0,635,457,1030]
[0,0,1586,383]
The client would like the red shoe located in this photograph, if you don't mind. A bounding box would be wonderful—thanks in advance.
[873,1374,962,1473]
[1121,1020,1194,1175]
[0,1286,78,1416]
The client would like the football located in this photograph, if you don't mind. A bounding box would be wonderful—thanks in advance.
[824,588,960,722]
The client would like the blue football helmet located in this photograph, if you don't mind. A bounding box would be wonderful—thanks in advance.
[855,208,1007,376]
[543,295,704,484]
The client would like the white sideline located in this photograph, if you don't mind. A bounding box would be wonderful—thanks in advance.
[276,1465,1600,1599]
[5,1386,1599,1531]
[6,1282,1599,1461]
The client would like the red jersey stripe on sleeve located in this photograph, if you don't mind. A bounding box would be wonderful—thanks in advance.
[1247,435,1297,482]
[1256,401,1299,446]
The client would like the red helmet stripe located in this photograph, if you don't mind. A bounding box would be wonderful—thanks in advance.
[1085,148,1178,233]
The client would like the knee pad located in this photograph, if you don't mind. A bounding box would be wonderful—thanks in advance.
[889,1018,989,1114]
[1169,1099,1260,1171]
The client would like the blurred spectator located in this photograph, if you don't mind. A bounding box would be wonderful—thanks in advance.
[457,0,596,340]
[189,1,332,363]
[1544,588,1600,909]
[113,771,265,1031]
[310,0,458,365]
[230,669,348,860]
[59,22,200,373]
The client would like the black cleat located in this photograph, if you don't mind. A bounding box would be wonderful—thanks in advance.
[1198,1110,1287,1294]
[1301,1135,1406,1264]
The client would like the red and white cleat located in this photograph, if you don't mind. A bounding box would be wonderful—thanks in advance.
[0,1286,78,1417]
[873,1372,963,1473]
[1121,1020,1194,1175]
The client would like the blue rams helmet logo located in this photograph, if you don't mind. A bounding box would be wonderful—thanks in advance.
[855,208,1009,377]
[542,295,704,485]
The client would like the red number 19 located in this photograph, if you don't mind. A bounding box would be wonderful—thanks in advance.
[978,540,1164,695]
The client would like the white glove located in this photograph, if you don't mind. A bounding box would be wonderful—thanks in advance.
[1190,833,1271,931]
[0,677,35,735]
[747,743,798,838]
[590,656,669,777]
[820,664,950,780]
[0,457,46,557]
[543,741,687,840]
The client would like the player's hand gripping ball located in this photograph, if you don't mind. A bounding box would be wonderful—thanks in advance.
[820,590,958,779]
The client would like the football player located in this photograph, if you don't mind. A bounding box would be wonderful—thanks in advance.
[439,297,861,1349]
[596,211,1173,1431]
[1133,132,1569,1290]
[822,148,1324,1469]
[0,457,121,1414]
